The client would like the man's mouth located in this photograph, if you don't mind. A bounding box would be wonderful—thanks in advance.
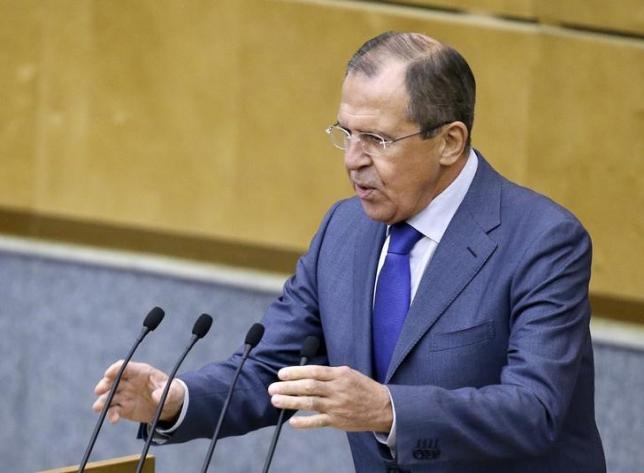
[353,182,376,199]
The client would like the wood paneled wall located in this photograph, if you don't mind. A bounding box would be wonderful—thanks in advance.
[392,0,644,35]
[0,0,642,315]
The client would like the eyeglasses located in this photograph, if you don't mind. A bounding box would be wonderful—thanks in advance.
[325,121,451,155]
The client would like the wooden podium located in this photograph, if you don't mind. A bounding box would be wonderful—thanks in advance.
[37,454,154,473]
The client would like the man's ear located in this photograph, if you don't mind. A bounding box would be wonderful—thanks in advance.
[438,121,468,166]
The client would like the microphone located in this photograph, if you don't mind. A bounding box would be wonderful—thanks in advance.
[135,313,213,473]
[261,336,320,473]
[199,322,265,473]
[77,307,165,473]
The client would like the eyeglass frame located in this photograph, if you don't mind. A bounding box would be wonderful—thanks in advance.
[325,120,453,153]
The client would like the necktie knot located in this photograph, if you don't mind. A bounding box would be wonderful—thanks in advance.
[388,223,423,255]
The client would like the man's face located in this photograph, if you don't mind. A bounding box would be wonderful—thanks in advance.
[338,62,447,224]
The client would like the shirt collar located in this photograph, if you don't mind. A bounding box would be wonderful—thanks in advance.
[405,148,478,243]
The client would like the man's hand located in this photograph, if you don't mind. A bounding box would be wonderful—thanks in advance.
[93,360,185,425]
[268,365,393,433]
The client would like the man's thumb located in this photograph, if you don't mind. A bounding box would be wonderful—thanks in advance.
[151,386,164,406]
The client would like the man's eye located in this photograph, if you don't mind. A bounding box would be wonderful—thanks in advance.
[361,134,384,147]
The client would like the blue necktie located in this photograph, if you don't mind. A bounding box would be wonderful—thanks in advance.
[372,222,424,383]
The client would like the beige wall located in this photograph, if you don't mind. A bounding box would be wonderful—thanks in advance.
[1,0,642,311]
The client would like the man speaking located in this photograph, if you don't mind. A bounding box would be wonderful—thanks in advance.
[94,32,606,472]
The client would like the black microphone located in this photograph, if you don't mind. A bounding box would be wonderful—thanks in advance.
[261,336,320,473]
[78,307,165,473]
[135,313,213,473]
[199,323,265,473]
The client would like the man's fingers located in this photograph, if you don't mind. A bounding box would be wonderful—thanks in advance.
[92,393,117,413]
[93,381,135,412]
[289,413,331,429]
[94,380,106,396]
[92,360,171,425]
[277,365,337,381]
[94,378,133,403]
[151,387,163,405]
[268,366,393,432]
[268,378,328,397]
[271,394,327,412]
[107,406,121,424]
[103,360,126,379]
[102,359,151,385]
[92,395,104,413]
[94,360,127,395]
[94,376,114,395]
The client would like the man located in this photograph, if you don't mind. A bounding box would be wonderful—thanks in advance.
[94,32,606,472]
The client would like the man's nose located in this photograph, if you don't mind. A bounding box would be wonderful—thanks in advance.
[344,138,371,170]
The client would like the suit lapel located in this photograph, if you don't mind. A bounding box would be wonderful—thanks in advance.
[385,154,502,382]
[352,220,386,378]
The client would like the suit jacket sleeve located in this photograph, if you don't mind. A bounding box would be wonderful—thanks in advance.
[161,201,343,444]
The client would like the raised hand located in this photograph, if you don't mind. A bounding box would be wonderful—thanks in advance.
[93,360,185,424]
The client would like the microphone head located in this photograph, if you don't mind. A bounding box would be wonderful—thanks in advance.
[300,336,320,359]
[244,323,265,347]
[143,306,165,331]
[192,313,213,339]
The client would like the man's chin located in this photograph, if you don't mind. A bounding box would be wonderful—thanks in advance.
[358,199,395,224]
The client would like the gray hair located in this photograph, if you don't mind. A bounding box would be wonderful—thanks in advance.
[346,31,476,147]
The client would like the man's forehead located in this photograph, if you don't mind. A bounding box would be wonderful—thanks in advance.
[341,61,408,104]
[337,65,411,130]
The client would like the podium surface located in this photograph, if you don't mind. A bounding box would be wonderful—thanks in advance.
[38,454,154,473]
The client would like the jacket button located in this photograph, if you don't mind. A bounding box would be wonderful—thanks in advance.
[413,447,441,460]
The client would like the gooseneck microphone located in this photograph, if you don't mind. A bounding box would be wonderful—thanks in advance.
[261,336,320,473]
[135,313,213,473]
[77,307,165,473]
[199,322,265,473]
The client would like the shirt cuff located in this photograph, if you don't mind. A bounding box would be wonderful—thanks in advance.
[373,386,397,456]
[149,378,189,443]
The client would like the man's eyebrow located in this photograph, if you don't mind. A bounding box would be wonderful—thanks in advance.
[337,121,389,137]
[336,120,354,131]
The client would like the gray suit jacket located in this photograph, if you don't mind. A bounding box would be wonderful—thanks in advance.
[170,153,606,472]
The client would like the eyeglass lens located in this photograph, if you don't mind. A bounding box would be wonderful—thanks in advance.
[328,127,385,153]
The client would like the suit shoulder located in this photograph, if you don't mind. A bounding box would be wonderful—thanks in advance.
[499,176,588,236]
[324,196,369,225]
